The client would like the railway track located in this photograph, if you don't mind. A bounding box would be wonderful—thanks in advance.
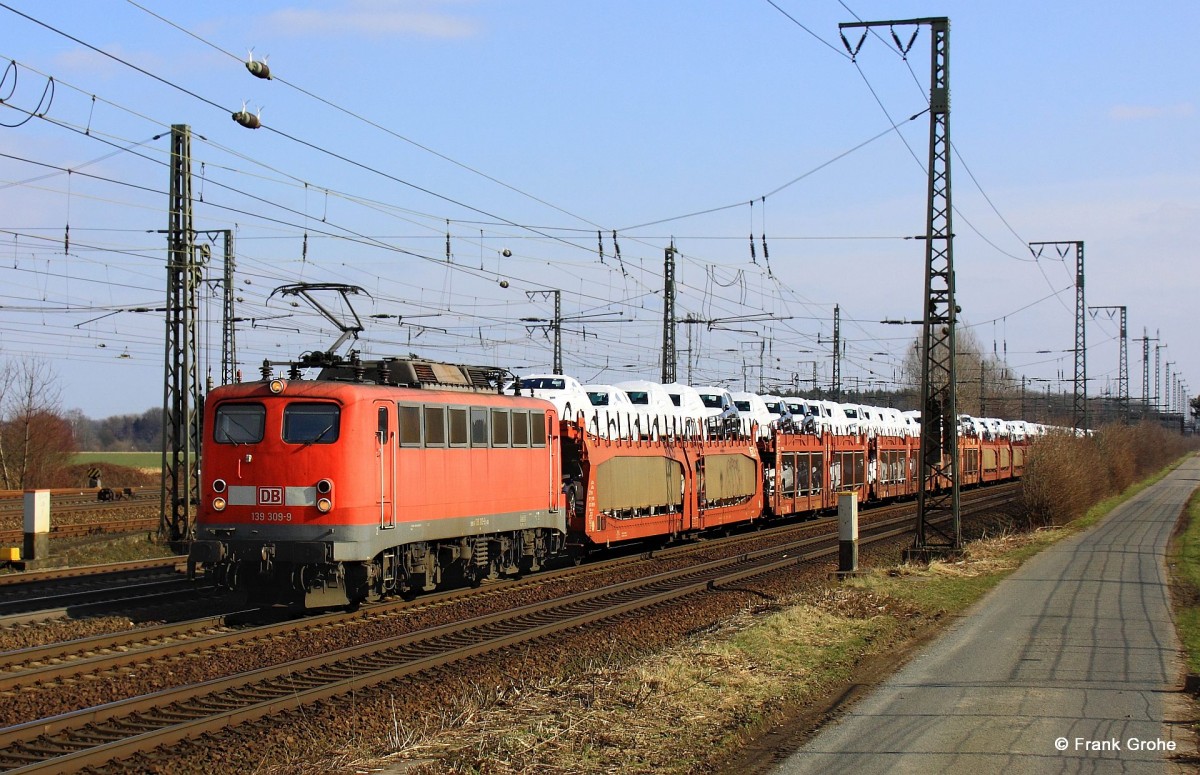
[0,489,157,545]
[0,491,149,518]
[0,519,159,546]
[0,484,1017,773]
[0,557,207,627]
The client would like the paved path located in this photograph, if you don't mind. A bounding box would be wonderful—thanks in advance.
[773,457,1200,775]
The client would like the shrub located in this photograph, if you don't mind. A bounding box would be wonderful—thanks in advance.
[1020,423,1193,527]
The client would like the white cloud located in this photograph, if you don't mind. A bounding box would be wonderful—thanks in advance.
[1108,102,1195,120]
[264,1,480,39]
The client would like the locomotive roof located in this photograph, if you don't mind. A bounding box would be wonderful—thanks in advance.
[315,357,501,391]
[208,378,556,410]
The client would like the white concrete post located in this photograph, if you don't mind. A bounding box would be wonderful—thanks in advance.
[23,490,50,561]
[838,490,859,575]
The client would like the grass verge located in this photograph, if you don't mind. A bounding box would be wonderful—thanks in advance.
[73,451,161,471]
[1171,491,1200,678]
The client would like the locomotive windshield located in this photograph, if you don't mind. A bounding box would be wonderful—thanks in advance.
[283,403,341,444]
[587,391,610,406]
[213,403,265,444]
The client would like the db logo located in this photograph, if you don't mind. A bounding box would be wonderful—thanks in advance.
[257,487,284,505]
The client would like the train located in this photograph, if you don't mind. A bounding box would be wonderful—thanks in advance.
[187,354,1030,608]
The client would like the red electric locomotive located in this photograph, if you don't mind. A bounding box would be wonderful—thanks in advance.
[189,357,569,608]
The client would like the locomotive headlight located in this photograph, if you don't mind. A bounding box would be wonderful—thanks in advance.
[212,496,227,512]
[269,378,287,394]
[212,479,227,493]
[315,479,333,512]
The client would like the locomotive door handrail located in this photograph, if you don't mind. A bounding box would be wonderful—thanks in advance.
[376,402,396,529]
[549,413,560,512]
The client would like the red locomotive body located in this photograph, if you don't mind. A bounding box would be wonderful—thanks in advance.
[189,367,566,607]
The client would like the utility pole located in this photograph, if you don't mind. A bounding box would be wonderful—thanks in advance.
[160,125,202,547]
[832,304,842,400]
[1089,305,1127,423]
[219,231,236,384]
[758,340,766,393]
[1031,241,1086,431]
[523,290,623,375]
[1156,340,1164,413]
[1166,362,1174,414]
[662,242,677,383]
[979,361,986,416]
[1136,328,1157,420]
[842,16,959,555]
[524,290,562,373]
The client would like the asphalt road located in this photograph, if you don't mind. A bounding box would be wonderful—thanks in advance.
[773,457,1200,775]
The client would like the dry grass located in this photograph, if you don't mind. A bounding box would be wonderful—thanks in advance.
[357,542,1067,775]
[359,593,907,775]
[1021,423,1194,527]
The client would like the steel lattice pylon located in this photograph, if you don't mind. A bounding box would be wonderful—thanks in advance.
[159,125,202,546]
[840,17,959,553]
[661,243,677,384]
[1089,305,1127,422]
[220,231,237,385]
[1031,241,1086,431]
[832,304,841,400]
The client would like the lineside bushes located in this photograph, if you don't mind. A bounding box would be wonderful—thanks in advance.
[1021,423,1194,527]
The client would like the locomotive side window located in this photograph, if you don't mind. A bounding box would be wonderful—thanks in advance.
[470,408,489,446]
[424,406,447,447]
[283,403,340,444]
[398,404,422,446]
[491,408,510,446]
[448,407,469,447]
[511,411,530,447]
[214,403,265,444]
[530,411,547,447]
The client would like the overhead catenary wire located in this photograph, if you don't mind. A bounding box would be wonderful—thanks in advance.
[0,2,1126,409]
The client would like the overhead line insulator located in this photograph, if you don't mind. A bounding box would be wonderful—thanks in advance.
[232,109,261,129]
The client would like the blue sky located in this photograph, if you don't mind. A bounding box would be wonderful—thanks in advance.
[0,0,1196,419]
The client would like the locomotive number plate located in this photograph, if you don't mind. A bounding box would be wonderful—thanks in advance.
[258,486,284,505]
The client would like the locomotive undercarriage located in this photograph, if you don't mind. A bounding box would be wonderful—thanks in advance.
[206,527,571,608]
[369,527,569,601]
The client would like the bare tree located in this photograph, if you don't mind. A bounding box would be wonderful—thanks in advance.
[0,359,75,488]
[900,326,1022,418]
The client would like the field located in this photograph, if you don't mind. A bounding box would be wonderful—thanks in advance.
[74,452,161,471]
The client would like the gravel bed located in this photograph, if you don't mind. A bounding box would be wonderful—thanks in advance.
[0,616,139,654]
[0,501,159,533]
